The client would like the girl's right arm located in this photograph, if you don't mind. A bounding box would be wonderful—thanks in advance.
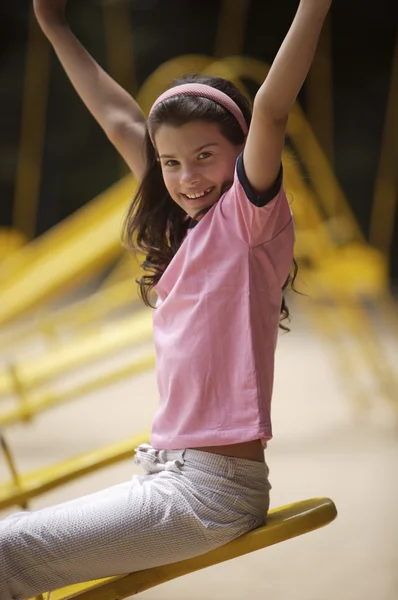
[34,0,147,180]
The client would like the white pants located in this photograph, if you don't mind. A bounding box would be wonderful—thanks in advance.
[0,445,270,600]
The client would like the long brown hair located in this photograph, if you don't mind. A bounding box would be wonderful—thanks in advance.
[122,73,297,330]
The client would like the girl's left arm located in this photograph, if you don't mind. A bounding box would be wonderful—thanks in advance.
[243,0,332,194]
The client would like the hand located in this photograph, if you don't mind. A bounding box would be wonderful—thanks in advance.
[300,0,332,9]
[33,0,68,28]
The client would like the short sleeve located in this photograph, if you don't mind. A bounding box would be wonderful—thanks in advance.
[219,153,293,247]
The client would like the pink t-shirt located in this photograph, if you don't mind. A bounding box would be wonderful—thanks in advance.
[150,154,294,449]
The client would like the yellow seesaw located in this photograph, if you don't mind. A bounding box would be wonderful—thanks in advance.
[2,427,338,599]
[30,497,337,600]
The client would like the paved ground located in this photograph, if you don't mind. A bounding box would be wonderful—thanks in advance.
[1,305,397,600]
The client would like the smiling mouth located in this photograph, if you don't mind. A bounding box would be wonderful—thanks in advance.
[182,187,214,200]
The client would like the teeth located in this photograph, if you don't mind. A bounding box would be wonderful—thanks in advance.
[186,192,205,199]
[185,188,212,199]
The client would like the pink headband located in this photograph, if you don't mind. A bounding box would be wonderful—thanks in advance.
[147,83,248,145]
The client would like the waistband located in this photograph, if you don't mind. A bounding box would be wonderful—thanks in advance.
[134,443,269,479]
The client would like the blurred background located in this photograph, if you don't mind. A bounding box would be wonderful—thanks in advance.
[0,0,397,599]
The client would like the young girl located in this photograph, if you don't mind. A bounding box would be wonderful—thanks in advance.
[1,1,331,598]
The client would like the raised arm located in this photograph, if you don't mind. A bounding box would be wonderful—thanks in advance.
[243,0,332,195]
[33,0,147,180]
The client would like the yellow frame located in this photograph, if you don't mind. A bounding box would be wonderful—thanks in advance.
[32,497,337,600]
[0,432,150,512]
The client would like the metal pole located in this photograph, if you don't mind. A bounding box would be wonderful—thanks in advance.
[12,4,51,239]
[369,33,398,257]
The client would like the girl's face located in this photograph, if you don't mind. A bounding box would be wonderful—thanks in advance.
[155,121,244,219]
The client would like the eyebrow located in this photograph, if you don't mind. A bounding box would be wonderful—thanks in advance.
[158,142,219,159]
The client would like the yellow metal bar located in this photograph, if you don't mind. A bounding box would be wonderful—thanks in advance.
[102,0,136,177]
[306,13,334,168]
[8,363,35,423]
[214,0,249,58]
[304,243,388,301]
[0,351,155,427]
[0,174,137,325]
[101,254,143,287]
[12,4,51,239]
[0,310,153,400]
[0,430,29,509]
[0,431,22,486]
[102,1,136,94]
[289,101,364,243]
[0,370,14,402]
[0,228,27,259]
[19,311,152,389]
[369,31,398,255]
[305,296,374,412]
[282,149,335,259]
[0,276,141,351]
[0,432,150,511]
[338,301,398,410]
[33,498,337,600]
[46,278,139,332]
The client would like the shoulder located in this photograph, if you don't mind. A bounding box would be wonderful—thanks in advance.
[219,153,292,247]
[236,152,283,208]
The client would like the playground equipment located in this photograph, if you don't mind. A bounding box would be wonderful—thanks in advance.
[0,228,27,260]
[0,175,137,326]
[30,497,337,600]
[0,430,150,511]
[0,309,153,414]
[0,265,142,354]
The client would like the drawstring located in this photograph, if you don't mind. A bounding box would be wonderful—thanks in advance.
[134,443,184,474]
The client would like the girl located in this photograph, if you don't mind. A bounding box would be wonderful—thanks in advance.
[1,1,331,598]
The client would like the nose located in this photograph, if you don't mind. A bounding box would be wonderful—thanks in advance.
[180,166,199,187]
